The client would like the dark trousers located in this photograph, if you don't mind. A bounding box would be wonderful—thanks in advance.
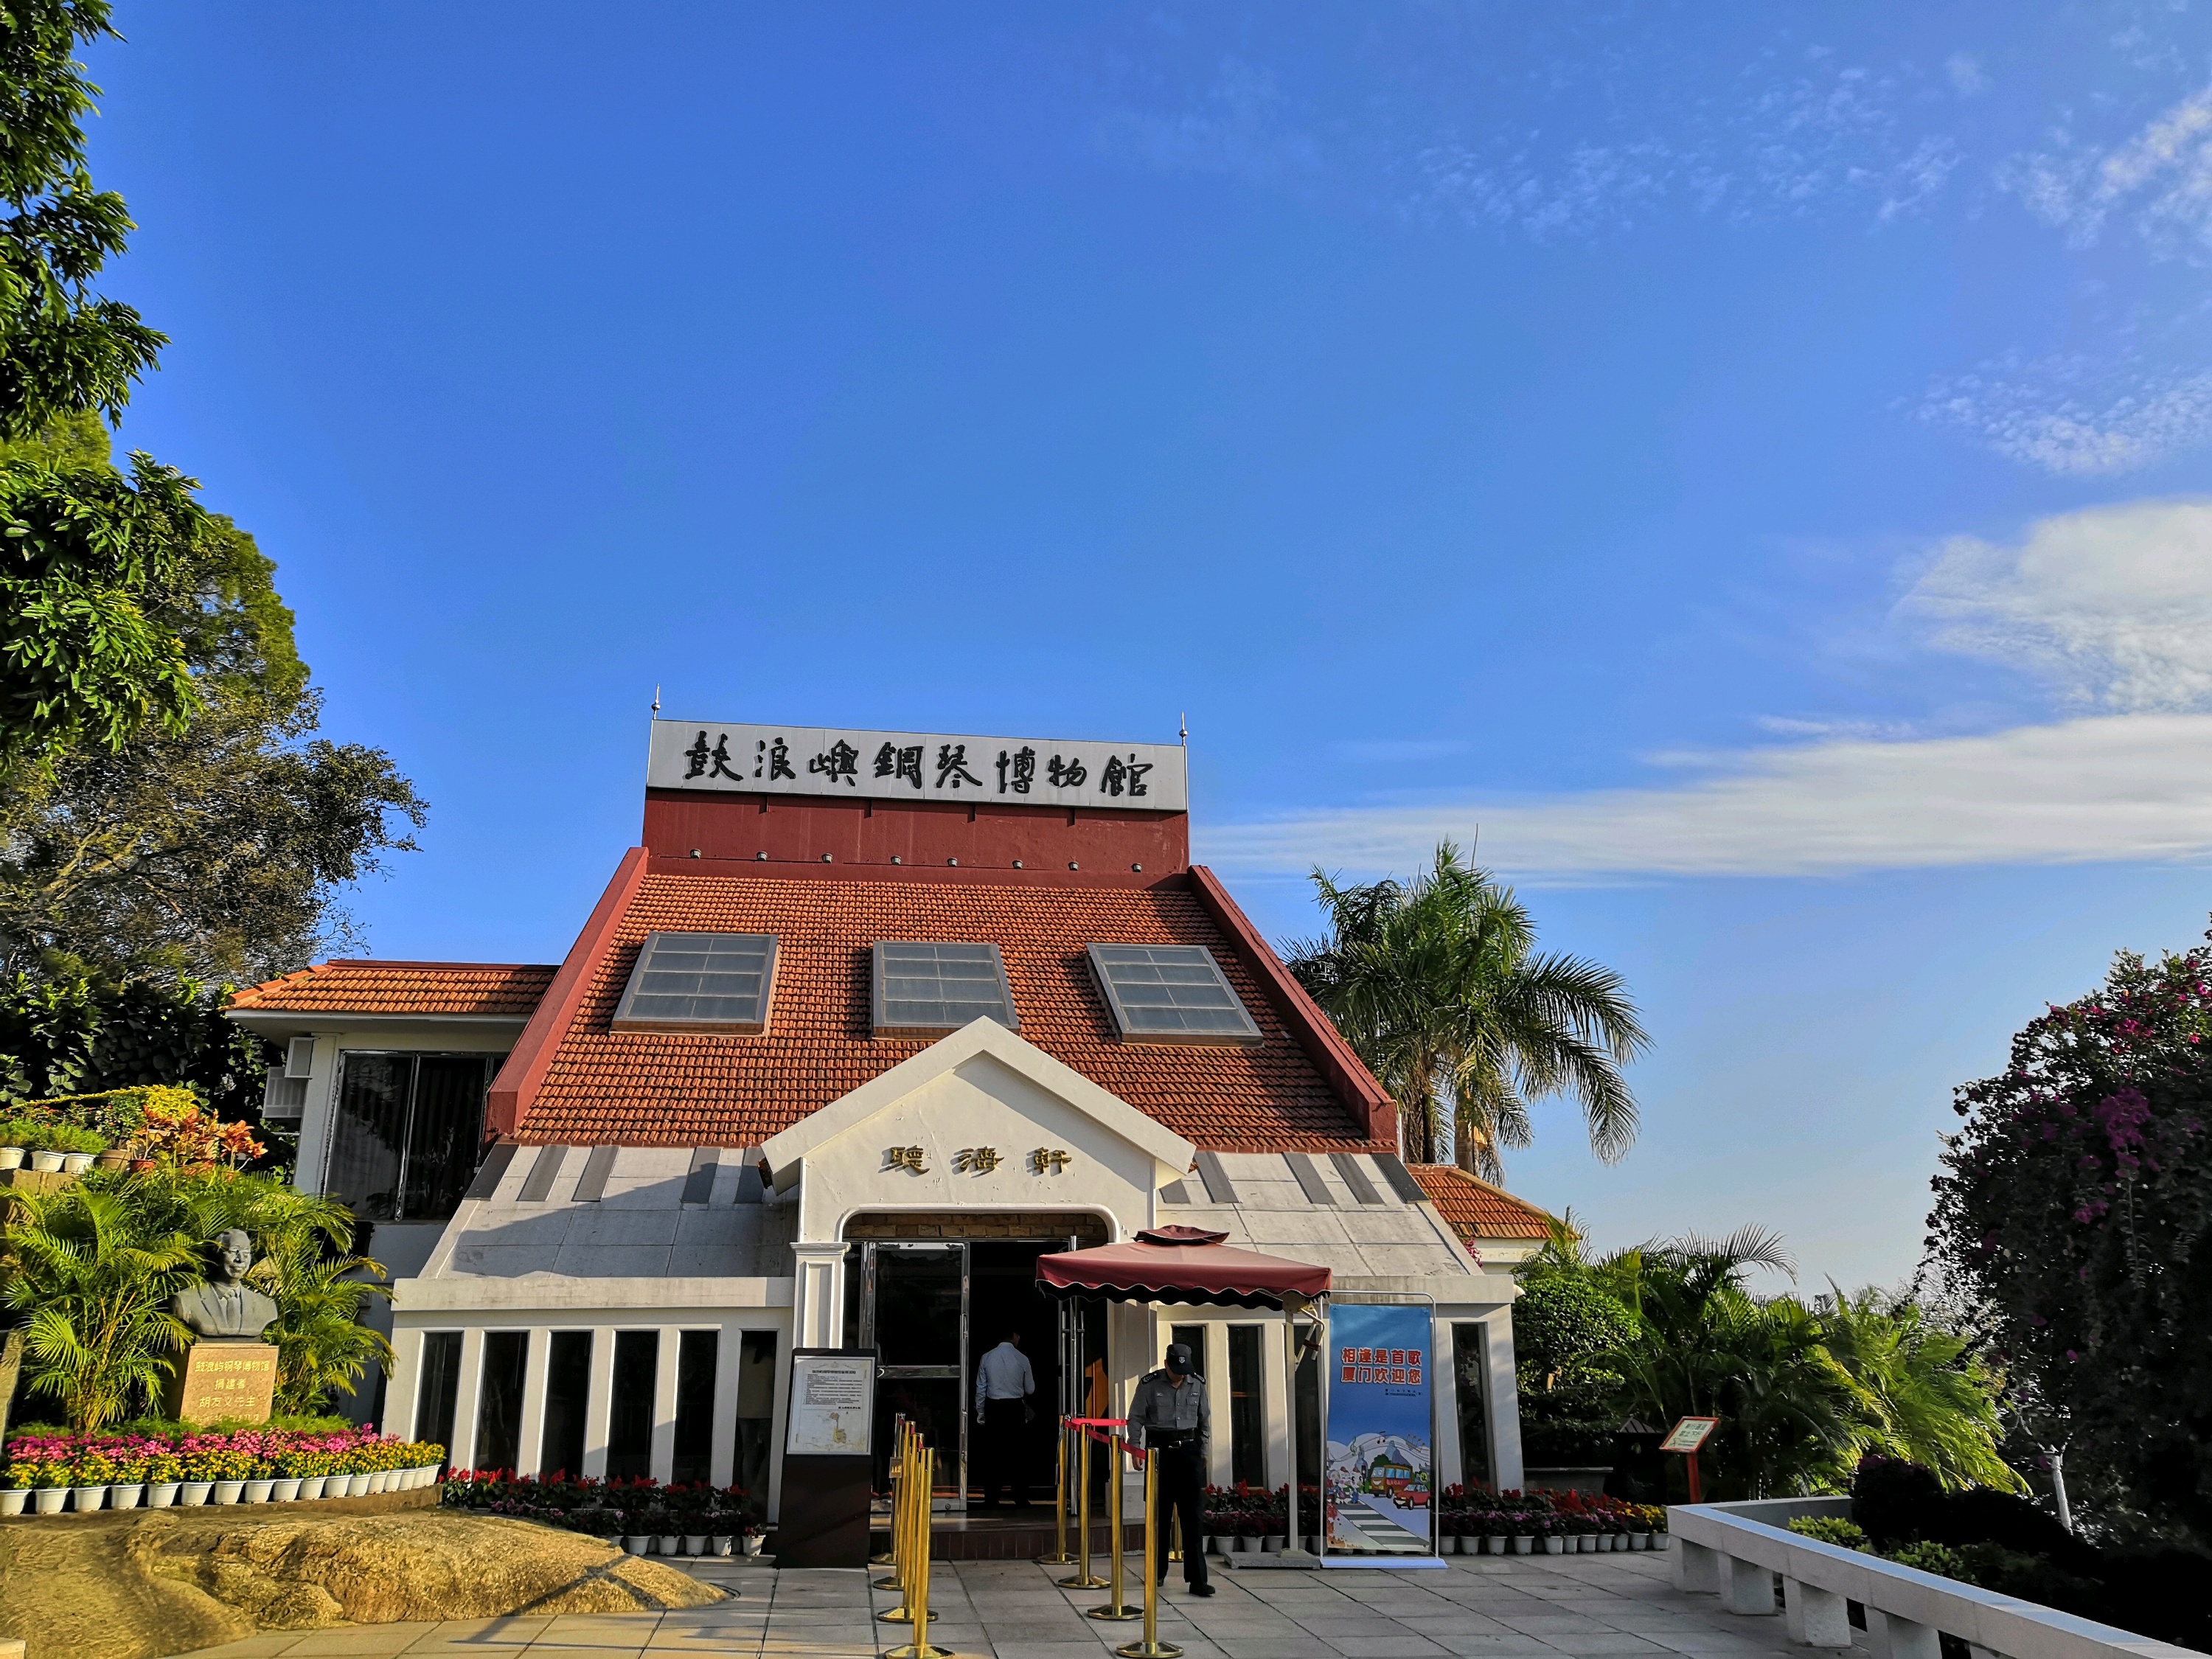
[1152,1439,1208,1587]
[973,1397,1031,1506]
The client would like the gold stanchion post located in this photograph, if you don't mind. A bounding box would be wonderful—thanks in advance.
[1116,1450,1182,1659]
[875,1422,910,1589]
[1088,1434,1140,1622]
[1059,1427,1106,1588]
[880,1429,936,1624]
[1038,1419,1075,1565]
[884,1448,953,1659]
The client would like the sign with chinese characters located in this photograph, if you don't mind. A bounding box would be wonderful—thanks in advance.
[785,1354,875,1455]
[884,1144,1074,1177]
[647,720,1189,810]
[164,1338,279,1425]
[1324,1303,1436,1559]
[1660,1415,1719,1453]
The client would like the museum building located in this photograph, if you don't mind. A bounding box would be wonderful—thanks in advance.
[224,721,1549,1524]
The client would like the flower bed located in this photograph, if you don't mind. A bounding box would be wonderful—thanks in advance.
[441,1472,762,1556]
[1434,1486,1669,1554]
[1199,1481,1290,1548]
[1,1425,445,1514]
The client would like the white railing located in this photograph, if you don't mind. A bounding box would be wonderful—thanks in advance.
[1665,1498,2195,1659]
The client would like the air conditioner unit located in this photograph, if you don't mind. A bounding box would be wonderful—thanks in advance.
[262,1071,308,1119]
[285,1036,315,1079]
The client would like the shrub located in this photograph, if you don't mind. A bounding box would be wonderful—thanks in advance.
[1787,1516,1868,1550]
[1852,1456,1944,1545]
[1885,1540,1966,1577]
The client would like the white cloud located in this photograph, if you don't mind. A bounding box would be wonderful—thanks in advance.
[1916,358,2212,475]
[1200,714,2212,880]
[1945,54,1987,97]
[1902,497,2212,710]
[2000,81,2212,249]
[1093,57,1322,187]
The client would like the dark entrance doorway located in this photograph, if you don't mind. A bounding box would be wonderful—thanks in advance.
[852,1225,1105,1510]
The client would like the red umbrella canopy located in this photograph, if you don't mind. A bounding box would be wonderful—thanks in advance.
[1035,1224,1331,1310]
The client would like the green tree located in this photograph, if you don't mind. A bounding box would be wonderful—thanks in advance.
[1286,841,1647,1172]
[0,1180,197,1430]
[1514,1274,1638,1464]
[0,969,266,1116]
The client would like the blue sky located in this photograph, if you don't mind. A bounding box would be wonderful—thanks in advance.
[86,4,2212,1292]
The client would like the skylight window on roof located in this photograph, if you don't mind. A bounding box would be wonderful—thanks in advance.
[1088,945,1262,1047]
[613,932,779,1034]
[872,942,1019,1034]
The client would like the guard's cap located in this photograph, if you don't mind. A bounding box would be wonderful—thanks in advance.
[1165,1343,1194,1375]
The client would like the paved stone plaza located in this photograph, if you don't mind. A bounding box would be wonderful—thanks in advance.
[189,1547,1832,1659]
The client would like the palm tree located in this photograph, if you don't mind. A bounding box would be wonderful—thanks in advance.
[250,1228,392,1414]
[1818,1285,2024,1494]
[1285,840,1649,1173]
[1,1183,200,1430]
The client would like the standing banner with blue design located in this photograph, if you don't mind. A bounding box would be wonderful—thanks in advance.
[1323,1301,1435,1557]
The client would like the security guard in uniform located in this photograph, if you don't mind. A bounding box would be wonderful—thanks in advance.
[1127,1343,1214,1596]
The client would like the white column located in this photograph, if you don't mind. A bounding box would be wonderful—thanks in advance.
[650,1327,681,1484]
[1483,1311,1524,1491]
[711,1321,742,1489]
[1430,1314,1465,1493]
[516,1328,550,1477]
[388,1327,423,1441]
[582,1325,616,1478]
[1260,1312,1289,1491]
[766,1315,793,1525]
[451,1329,487,1474]
[1202,1324,1232,1488]
[792,1243,846,1348]
[292,1034,344,1197]
[1784,1579,1852,1649]
[1676,1537,1722,1593]
[1868,1612,1941,1659]
[1722,1554,1777,1616]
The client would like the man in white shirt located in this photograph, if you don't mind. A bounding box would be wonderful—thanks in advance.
[973,1329,1036,1508]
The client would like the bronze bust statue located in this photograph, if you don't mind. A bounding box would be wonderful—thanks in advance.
[173,1228,279,1340]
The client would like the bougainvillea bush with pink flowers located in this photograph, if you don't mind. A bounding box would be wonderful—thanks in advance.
[1,1425,442,1489]
[1928,931,2212,1537]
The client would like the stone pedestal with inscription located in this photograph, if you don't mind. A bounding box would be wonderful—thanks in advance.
[164,1338,279,1424]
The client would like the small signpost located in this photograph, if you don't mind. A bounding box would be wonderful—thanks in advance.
[1660,1416,1719,1503]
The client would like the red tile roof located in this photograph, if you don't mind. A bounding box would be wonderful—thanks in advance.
[508,868,1388,1152]
[1409,1164,1555,1241]
[226,961,557,1018]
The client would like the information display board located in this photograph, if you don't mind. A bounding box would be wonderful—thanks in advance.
[1660,1416,1719,1454]
[785,1353,874,1455]
[1324,1302,1436,1557]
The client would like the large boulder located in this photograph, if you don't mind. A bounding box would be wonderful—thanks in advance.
[0,1510,726,1659]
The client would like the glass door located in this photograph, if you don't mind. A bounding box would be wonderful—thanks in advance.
[863,1242,969,1503]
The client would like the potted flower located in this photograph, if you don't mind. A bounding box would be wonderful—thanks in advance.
[0,1117,31,1170]
[145,1450,184,1509]
[1,1458,34,1517]
[742,1522,767,1557]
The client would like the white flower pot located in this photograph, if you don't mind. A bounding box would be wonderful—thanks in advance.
[213,1481,246,1504]
[712,1535,734,1557]
[32,1487,67,1514]
[60,1152,94,1175]
[657,1534,679,1556]
[1208,1536,1233,1556]
[29,1150,65,1173]
[148,1483,180,1508]
[1654,1533,1671,1550]
[345,1473,373,1496]
[683,1534,707,1556]
[244,1479,274,1503]
[271,1478,302,1503]
[742,1534,765,1556]
[1262,1534,1284,1553]
[180,1481,213,1506]
[297,1476,328,1500]
[0,1489,28,1515]
[111,1484,145,1510]
[0,1146,24,1170]
[1511,1534,1531,1554]
[69,1486,107,1512]
[1543,1537,1564,1554]
[623,1535,649,1555]
[1488,1535,1508,1554]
